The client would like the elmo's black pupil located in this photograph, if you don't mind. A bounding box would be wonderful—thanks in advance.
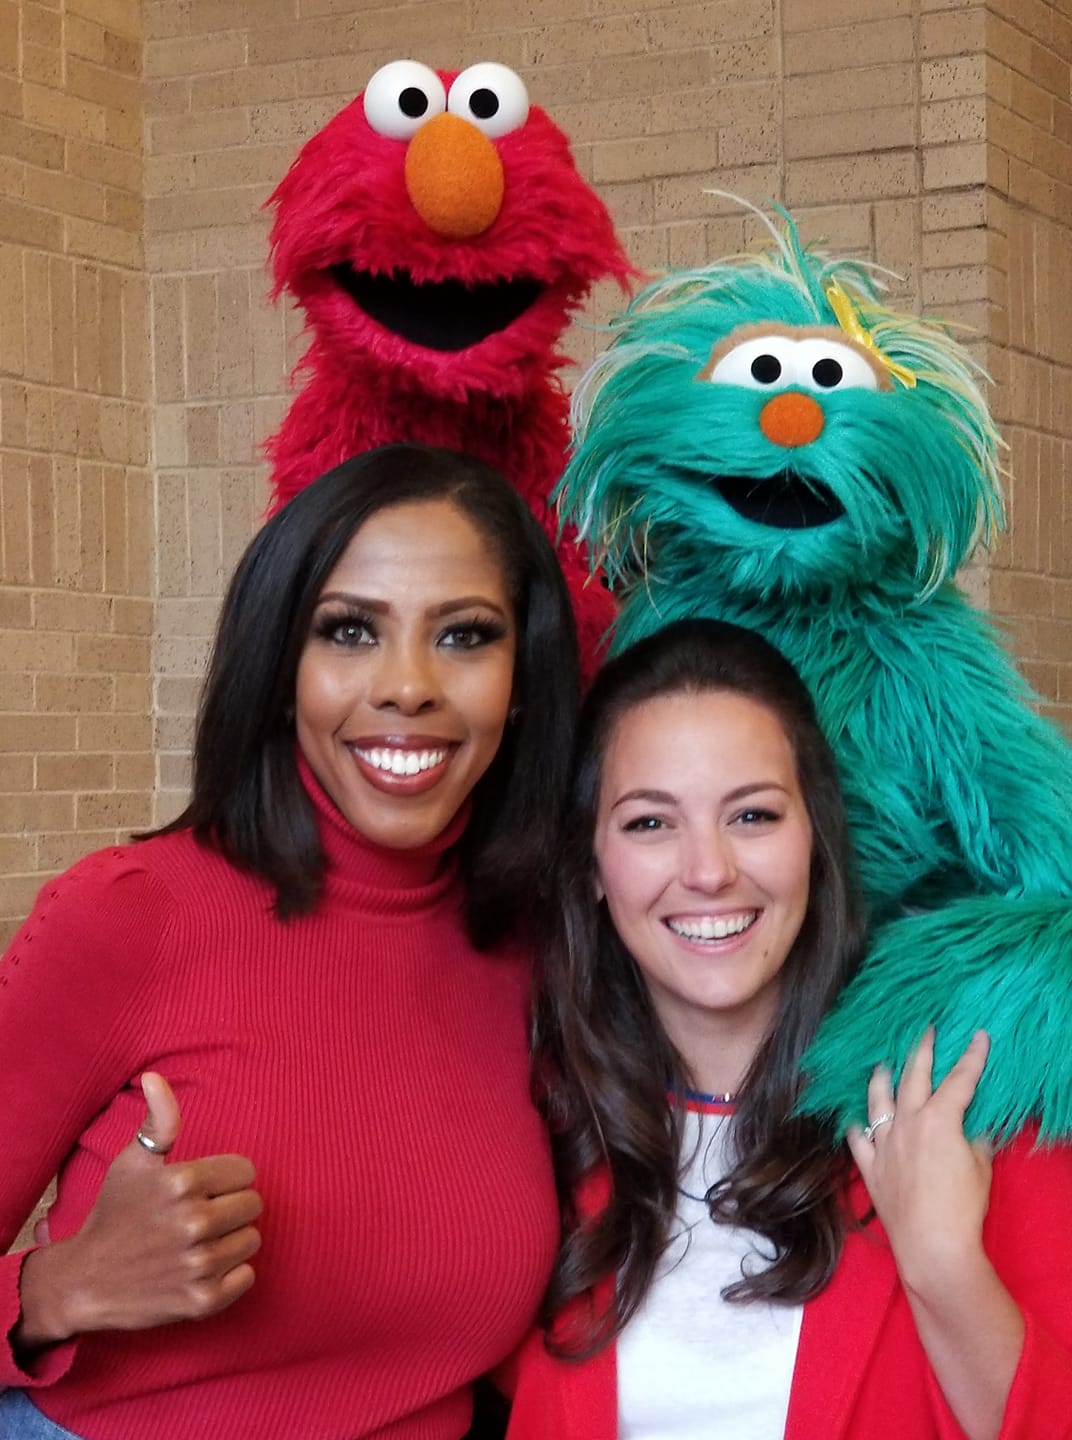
[751,354,781,384]
[470,88,499,119]
[399,87,429,118]
[813,358,843,387]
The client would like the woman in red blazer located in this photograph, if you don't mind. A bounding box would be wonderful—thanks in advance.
[507,617,1072,1440]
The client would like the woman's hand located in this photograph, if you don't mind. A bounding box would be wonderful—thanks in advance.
[16,1073,262,1350]
[848,1028,1024,1440]
[847,1027,992,1291]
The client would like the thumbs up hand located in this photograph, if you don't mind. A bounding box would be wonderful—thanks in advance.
[15,1074,262,1351]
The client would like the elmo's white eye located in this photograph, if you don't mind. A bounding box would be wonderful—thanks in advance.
[705,334,799,389]
[364,60,446,140]
[793,338,881,392]
[448,63,529,138]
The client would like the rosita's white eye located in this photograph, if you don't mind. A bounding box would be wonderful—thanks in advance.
[704,331,883,392]
[705,334,799,389]
[363,60,446,140]
[792,337,881,392]
[448,63,529,138]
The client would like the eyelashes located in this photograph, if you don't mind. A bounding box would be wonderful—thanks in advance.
[311,608,508,649]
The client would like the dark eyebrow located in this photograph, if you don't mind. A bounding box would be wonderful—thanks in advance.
[610,781,789,813]
[313,591,509,620]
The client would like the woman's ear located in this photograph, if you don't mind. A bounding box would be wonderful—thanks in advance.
[593,871,605,903]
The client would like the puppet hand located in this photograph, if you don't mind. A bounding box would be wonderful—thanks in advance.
[17,1073,262,1347]
[847,1028,993,1297]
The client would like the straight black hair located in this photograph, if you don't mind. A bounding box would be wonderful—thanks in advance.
[155,443,580,946]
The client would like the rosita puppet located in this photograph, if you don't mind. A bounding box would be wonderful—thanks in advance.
[265,59,630,667]
[559,207,1072,1143]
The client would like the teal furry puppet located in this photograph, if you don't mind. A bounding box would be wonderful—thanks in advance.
[559,208,1072,1143]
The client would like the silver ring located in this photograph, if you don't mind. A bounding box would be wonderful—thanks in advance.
[135,1128,171,1155]
[863,1112,895,1143]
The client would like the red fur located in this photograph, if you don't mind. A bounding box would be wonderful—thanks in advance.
[265,70,633,670]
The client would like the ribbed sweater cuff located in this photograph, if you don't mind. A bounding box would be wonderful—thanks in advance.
[0,1250,78,1389]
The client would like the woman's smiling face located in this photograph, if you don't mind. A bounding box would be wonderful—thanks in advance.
[593,689,813,1072]
[295,497,517,849]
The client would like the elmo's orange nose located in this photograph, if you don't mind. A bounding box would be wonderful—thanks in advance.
[759,391,825,448]
[404,112,505,239]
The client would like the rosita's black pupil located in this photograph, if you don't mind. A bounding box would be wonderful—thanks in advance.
[399,87,429,118]
[751,354,782,384]
[813,358,843,387]
[470,88,500,119]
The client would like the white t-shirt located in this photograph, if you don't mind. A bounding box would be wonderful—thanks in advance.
[617,1106,804,1440]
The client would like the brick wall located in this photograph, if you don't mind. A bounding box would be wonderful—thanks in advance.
[0,0,150,948]
[985,1,1072,726]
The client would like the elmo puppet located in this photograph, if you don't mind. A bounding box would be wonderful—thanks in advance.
[265,59,631,667]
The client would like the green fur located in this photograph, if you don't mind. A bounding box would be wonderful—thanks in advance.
[561,208,1072,1141]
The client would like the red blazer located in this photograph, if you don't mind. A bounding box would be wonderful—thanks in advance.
[506,1129,1072,1440]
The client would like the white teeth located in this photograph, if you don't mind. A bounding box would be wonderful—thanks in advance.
[354,746,449,775]
[668,912,757,941]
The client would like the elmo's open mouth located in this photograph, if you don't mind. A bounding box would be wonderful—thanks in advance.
[330,264,544,352]
[712,473,845,530]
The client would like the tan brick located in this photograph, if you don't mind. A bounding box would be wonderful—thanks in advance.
[0,711,76,748]
[786,65,914,119]
[22,43,64,88]
[0,874,50,919]
[33,592,112,633]
[0,792,75,834]
[36,830,112,871]
[36,673,115,713]
[592,130,717,186]
[921,97,986,146]
[786,106,915,160]
[76,790,153,831]
[37,753,115,791]
[922,190,987,231]
[0,198,64,251]
[784,0,912,30]
[786,17,914,74]
[157,751,193,792]
[922,141,987,191]
[155,713,197,750]
[921,8,986,59]
[924,227,988,269]
[0,834,36,871]
[67,138,141,193]
[0,755,35,792]
[646,0,773,50]
[157,675,204,715]
[146,32,249,80]
[149,108,251,155]
[155,634,213,678]
[114,752,155,790]
[112,597,153,635]
[77,714,152,751]
[786,151,917,207]
[76,634,150,675]
[66,0,141,42]
[114,673,152,713]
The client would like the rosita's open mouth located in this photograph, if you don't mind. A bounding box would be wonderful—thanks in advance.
[330,264,544,352]
[712,473,845,530]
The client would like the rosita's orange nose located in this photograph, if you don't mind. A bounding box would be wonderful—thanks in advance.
[759,391,825,448]
[404,112,505,239]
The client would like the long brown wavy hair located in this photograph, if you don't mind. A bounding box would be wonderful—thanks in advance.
[533,617,867,1354]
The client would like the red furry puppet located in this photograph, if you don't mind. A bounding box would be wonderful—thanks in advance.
[266,59,632,667]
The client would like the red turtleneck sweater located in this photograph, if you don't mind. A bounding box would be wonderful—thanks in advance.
[0,768,557,1440]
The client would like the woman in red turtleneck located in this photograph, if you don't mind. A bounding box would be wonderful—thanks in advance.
[0,444,580,1440]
